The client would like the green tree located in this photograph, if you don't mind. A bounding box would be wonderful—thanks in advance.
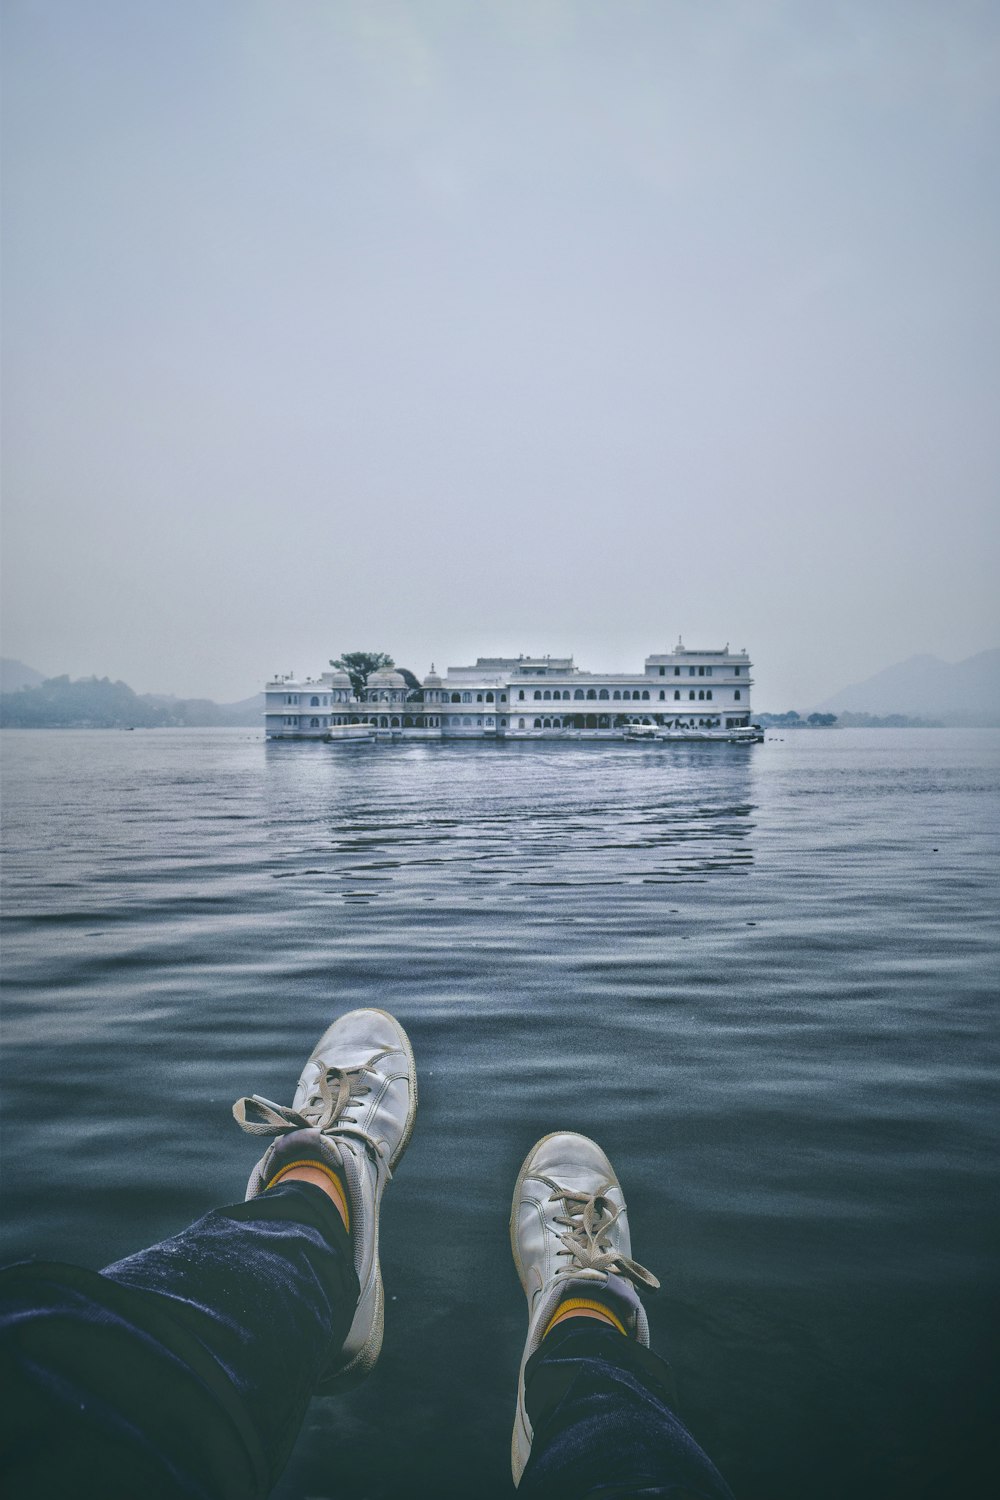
[330,651,395,698]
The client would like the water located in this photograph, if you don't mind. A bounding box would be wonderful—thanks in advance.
[2,727,998,1498]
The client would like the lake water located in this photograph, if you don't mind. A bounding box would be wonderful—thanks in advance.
[2,727,998,1498]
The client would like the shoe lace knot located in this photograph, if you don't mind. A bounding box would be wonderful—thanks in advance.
[232,1051,387,1144]
[549,1181,660,1292]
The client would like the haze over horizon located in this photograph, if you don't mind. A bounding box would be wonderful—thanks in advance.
[3,1,998,708]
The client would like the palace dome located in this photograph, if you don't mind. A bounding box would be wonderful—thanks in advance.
[368,668,406,689]
[422,664,442,687]
[327,670,352,688]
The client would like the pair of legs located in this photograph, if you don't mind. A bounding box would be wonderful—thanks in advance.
[1,1010,733,1498]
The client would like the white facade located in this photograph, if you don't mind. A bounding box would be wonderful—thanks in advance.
[264,641,755,740]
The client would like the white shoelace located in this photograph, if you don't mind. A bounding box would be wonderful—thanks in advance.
[232,1051,388,1156]
[544,1178,660,1291]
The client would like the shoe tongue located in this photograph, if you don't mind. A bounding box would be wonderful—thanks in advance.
[264,1127,335,1180]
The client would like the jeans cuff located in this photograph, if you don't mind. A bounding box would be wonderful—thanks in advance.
[525,1318,678,1428]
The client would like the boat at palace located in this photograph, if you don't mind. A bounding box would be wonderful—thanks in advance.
[265,640,762,744]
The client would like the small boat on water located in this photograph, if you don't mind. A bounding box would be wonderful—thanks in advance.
[324,723,376,745]
[623,721,763,744]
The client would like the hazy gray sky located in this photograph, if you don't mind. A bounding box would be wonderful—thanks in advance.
[3,0,998,707]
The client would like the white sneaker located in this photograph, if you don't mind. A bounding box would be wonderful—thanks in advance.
[233,1007,417,1391]
[509,1131,660,1485]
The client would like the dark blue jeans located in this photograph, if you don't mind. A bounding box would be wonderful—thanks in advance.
[0,1183,732,1499]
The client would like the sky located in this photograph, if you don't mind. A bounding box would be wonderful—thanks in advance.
[2,0,998,709]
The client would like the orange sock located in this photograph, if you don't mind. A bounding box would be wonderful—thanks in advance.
[543,1296,627,1338]
[266,1160,350,1232]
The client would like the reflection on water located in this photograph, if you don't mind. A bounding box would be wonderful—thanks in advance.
[263,741,757,904]
[1,729,998,1499]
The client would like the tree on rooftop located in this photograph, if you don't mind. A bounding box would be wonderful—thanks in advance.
[330,652,394,698]
[397,667,423,700]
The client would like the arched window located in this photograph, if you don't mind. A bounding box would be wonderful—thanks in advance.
[310,696,319,707]
[735,690,741,700]
[689,691,696,700]
[659,690,665,700]
[518,690,524,700]
[310,717,319,728]
[452,692,461,703]
[574,689,585,700]
[486,692,494,702]
[598,689,609,700]
[518,718,525,728]
[586,689,596,700]
[543,690,551,700]
[403,716,413,727]
[622,690,631,701]
[674,690,680,700]
[553,718,561,728]
[462,692,471,703]
[477,719,483,727]
[501,718,507,727]
[543,717,551,728]
[706,690,712,700]
[534,690,542,700]
[698,690,705,700]
[391,716,400,727]
[613,690,621,700]
[464,716,472,726]
[380,717,389,728]
[534,718,542,728]
[476,693,483,703]
[642,690,650,700]
[500,693,507,702]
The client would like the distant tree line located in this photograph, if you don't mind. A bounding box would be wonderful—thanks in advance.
[757,710,945,728]
[756,711,838,727]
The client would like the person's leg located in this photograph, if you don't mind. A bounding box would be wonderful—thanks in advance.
[510,1133,733,1499]
[0,1007,417,1499]
[0,1180,355,1500]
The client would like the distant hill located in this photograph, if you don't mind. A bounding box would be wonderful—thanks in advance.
[0,658,47,693]
[140,691,264,726]
[0,671,264,728]
[813,649,1000,726]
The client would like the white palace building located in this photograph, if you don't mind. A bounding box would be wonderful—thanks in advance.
[265,640,759,743]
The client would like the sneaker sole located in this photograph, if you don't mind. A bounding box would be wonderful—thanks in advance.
[317,1008,417,1396]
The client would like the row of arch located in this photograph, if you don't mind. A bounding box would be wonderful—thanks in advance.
[446,691,504,704]
[521,688,650,701]
[519,716,731,730]
[518,687,738,703]
[278,711,750,735]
